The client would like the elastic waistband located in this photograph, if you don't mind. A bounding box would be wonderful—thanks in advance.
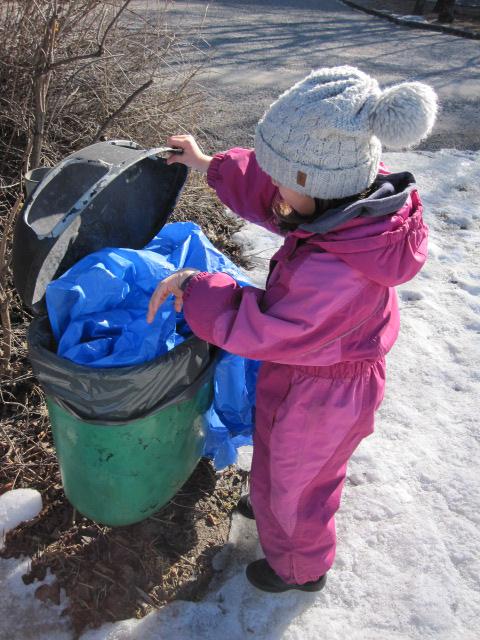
[292,359,385,380]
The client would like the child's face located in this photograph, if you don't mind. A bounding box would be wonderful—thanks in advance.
[272,179,315,215]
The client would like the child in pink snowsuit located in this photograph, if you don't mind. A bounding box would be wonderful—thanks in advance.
[148,66,438,593]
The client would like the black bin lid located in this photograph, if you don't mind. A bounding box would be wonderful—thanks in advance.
[12,140,188,315]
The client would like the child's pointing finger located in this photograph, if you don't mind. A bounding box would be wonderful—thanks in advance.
[147,282,169,324]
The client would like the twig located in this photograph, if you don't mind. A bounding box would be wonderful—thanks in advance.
[0,194,23,374]
[93,78,154,141]
[31,13,57,167]
[47,0,133,71]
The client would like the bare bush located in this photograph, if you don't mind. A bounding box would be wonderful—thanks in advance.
[0,0,208,373]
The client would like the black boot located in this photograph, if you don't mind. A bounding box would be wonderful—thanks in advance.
[246,559,327,593]
[236,494,255,519]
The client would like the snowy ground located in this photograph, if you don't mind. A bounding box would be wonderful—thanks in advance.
[1,149,479,639]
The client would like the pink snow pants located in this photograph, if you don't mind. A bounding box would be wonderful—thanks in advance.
[250,359,386,585]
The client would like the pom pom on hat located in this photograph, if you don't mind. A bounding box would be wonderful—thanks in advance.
[369,82,438,148]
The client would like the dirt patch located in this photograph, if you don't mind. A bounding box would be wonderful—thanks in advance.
[1,387,248,636]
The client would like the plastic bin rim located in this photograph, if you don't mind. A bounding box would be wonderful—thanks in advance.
[28,315,211,375]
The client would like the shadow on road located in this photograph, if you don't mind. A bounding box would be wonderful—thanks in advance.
[162,1,480,176]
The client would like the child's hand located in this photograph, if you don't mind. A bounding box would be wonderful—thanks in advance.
[166,135,212,174]
[147,268,199,322]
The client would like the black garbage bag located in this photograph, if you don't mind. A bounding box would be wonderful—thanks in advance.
[28,316,216,425]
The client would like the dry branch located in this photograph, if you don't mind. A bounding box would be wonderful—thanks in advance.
[47,0,134,71]
[0,194,24,374]
[94,77,154,142]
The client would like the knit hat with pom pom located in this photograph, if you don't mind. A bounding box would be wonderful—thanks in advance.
[254,66,438,199]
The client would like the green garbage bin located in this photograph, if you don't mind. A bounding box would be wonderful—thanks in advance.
[46,384,211,526]
[12,140,216,526]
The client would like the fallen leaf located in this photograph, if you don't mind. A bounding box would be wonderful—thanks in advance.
[35,582,60,605]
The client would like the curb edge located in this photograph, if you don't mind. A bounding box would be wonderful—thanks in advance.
[341,0,480,41]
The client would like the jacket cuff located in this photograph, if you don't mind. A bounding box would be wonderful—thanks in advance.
[182,271,211,300]
[206,153,226,189]
[180,270,201,292]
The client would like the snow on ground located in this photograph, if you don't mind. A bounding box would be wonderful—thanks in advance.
[1,150,479,639]
[0,489,42,549]
[0,490,71,639]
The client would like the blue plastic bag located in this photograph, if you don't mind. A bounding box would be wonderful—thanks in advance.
[46,222,258,468]
[204,354,259,469]
[47,222,252,367]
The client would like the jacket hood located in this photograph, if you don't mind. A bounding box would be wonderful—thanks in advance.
[296,171,428,287]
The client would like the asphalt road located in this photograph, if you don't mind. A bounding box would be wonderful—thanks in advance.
[158,0,480,152]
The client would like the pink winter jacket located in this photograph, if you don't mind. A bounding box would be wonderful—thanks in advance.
[182,148,428,366]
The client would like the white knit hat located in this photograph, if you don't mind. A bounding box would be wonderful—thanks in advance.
[254,66,438,199]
